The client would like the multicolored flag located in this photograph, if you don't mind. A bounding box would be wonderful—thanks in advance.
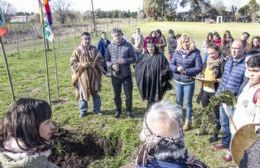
[38,0,53,42]
[0,7,8,36]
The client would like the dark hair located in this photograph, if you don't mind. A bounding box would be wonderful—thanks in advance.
[146,42,160,55]
[213,31,220,39]
[0,98,52,152]
[168,29,174,34]
[81,32,91,37]
[101,31,106,35]
[242,32,250,38]
[222,30,234,46]
[206,32,213,45]
[247,55,260,68]
[156,29,162,36]
[175,34,182,39]
[207,43,220,53]
[250,36,260,49]
[112,28,121,34]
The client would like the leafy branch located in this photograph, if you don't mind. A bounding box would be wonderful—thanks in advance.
[193,91,237,135]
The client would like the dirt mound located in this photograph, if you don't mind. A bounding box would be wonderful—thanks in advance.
[49,127,121,168]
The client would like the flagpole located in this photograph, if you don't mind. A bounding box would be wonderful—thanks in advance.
[39,0,51,105]
[52,40,59,99]
[0,36,15,101]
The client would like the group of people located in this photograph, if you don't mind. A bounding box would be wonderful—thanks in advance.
[69,26,260,167]
[0,27,259,167]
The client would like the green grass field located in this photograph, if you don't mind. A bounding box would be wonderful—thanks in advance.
[0,22,259,168]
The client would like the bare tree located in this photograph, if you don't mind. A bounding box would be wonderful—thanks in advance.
[51,0,71,24]
[211,0,226,14]
[0,0,16,23]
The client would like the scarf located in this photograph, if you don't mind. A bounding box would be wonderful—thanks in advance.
[2,137,51,161]
[136,135,195,166]
[206,57,222,76]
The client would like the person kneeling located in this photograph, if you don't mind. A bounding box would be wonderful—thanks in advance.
[135,101,208,168]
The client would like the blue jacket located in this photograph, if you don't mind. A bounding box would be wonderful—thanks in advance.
[105,39,136,78]
[216,56,246,96]
[170,49,203,83]
[97,38,110,57]
[137,160,187,168]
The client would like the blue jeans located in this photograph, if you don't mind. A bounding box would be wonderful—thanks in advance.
[219,104,233,147]
[174,81,195,120]
[79,89,101,116]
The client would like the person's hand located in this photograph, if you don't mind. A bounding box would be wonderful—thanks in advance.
[112,63,118,70]
[177,66,184,73]
[215,79,221,83]
[117,58,125,64]
[82,62,90,68]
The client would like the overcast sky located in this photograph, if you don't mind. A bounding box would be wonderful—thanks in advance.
[4,0,260,13]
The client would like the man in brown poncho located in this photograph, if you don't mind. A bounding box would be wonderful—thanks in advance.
[70,32,103,117]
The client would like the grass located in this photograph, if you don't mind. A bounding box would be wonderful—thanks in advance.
[1,21,260,168]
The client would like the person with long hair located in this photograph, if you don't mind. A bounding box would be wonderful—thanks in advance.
[201,32,213,54]
[213,31,221,47]
[250,36,260,50]
[135,43,172,109]
[143,31,157,52]
[170,34,203,131]
[221,30,234,59]
[0,98,57,167]
[155,29,167,53]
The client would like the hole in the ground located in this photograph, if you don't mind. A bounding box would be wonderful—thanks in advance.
[49,127,122,168]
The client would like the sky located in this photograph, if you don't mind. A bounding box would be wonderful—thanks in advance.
[4,0,260,13]
[5,0,143,13]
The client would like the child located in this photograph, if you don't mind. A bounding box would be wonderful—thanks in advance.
[231,55,260,135]
[0,98,57,167]
[222,55,260,162]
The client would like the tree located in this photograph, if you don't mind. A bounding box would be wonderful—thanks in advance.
[211,0,226,15]
[143,0,178,20]
[248,0,260,22]
[51,0,71,24]
[238,0,259,22]
[0,0,16,23]
[179,0,211,21]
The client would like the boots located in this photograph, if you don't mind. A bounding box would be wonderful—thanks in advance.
[183,120,191,131]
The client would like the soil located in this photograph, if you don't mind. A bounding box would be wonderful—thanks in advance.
[49,127,121,168]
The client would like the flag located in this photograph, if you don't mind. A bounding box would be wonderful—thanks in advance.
[43,0,52,25]
[0,7,8,36]
[38,0,53,42]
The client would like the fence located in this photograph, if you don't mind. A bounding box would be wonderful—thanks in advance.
[0,18,143,114]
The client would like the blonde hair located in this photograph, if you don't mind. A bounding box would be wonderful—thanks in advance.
[176,34,196,52]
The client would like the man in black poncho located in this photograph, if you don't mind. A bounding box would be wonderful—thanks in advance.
[135,43,172,109]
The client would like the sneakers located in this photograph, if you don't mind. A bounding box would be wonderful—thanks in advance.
[222,154,232,162]
[211,143,229,151]
[209,134,219,143]
[96,112,103,116]
[114,111,133,118]
[79,114,87,118]
[115,111,121,118]
[126,112,134,118]
[183,120,191,131]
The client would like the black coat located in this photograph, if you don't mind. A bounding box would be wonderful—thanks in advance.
[135,53,172,102]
